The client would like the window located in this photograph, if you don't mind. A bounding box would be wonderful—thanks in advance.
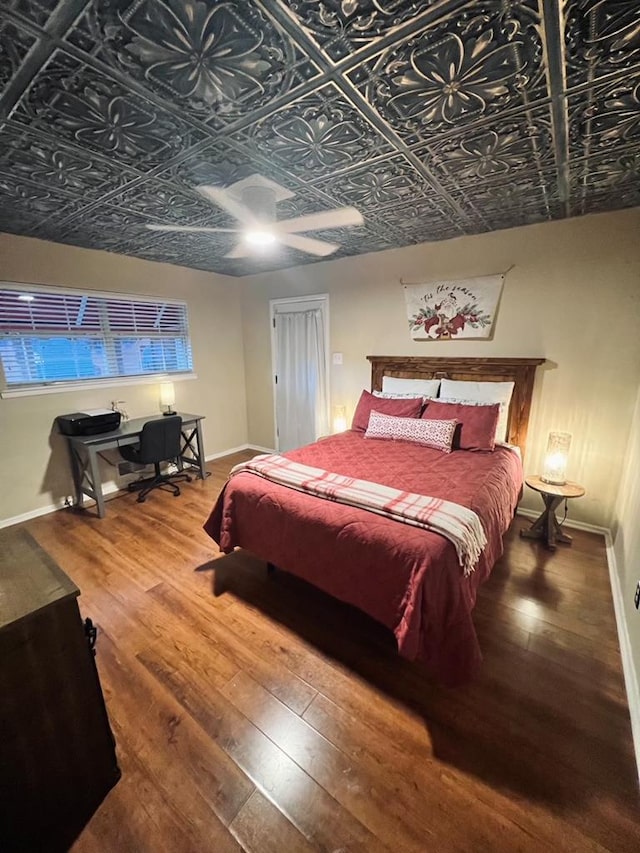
[0,285,194,393]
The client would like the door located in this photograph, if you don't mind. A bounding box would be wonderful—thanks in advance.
[270,295,330,452]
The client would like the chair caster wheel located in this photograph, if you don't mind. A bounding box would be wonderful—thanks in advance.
[173,488,181,497]
[137,495,146,503]
[186,475,192,483]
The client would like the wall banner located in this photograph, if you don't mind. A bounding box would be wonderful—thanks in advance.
[403,275,504,340]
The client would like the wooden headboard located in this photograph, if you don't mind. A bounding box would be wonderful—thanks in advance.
[367,356,545,454]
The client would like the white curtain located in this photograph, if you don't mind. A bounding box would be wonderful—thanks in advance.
[275,308,328,452]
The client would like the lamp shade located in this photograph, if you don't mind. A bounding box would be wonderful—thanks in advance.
[333,405,347,433]
[159,381,175,408]
[541,431,571,485]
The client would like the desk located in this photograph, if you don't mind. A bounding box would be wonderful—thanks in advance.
[66,412,207,518]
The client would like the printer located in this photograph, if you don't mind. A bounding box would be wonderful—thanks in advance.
[56,408,122,436]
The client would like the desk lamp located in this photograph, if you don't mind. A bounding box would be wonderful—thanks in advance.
[159,381,176,416]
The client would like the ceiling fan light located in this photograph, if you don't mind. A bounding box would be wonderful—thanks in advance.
[244,229,277,247]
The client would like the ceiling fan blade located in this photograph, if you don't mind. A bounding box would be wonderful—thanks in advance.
[278,233,340,257]
[146,224,239,233]
[273,206,363,234]
[224,243,250,259]
[195,185,257,226]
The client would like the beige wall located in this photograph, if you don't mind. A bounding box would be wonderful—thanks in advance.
[241,208,640,528]
[0,233,247,524]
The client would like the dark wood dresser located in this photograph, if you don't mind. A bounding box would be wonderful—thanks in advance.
[0,528,120,852]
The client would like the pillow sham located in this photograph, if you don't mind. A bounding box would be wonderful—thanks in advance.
[422,400,499,451]
[364,410,457,453]
[382,376,441,396]
[351,390,422,432]
[438,379,515,441]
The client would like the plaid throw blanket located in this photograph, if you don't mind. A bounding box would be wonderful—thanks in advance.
[230,454,487,576]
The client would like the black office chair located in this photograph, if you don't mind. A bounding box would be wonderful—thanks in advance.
[120,416,191,503]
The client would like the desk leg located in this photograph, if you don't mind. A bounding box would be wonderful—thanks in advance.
[179,423,209,479]
[195,420,207,480]
[520,495,571,550]
[68,443,84,509]
[87,447,106,519]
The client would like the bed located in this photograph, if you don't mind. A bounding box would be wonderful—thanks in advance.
[205,356,544,685]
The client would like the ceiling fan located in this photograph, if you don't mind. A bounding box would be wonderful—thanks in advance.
[146,173,364,259]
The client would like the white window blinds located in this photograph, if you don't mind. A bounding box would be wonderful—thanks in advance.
[0,287,193,388]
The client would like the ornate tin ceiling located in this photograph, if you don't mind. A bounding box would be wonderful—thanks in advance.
[0,1,638,277]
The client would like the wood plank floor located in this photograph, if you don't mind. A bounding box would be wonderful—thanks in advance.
[20,451,640,852]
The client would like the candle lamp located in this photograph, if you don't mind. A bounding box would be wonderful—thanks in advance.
[541,431,572,485]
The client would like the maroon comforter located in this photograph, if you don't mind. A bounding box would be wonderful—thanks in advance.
[204,430,523,684]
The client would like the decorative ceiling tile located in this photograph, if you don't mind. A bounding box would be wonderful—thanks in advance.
[568,73,640,158]
[275,190,342,222]
[312,154,430,210]
[57,227,134,254]
[571,150,640,215]
[278,0,441,62]
[349,0,546,146]
[564,0,640,88]
[458,171,562,231]
[476,207,553,231]
[0,19,36,91]
[12,50,207,169]
[0,0,58,29]
[576,182,640,215]
[377,199,465,243]
[0,121,139,199]
[0,172,82,234]
[60,202,159,235]
[158,141,257,197]
[0,0,637,276]
[231,84,394,179]
[418,107,555,190]
[137,229,236,267]
[65,0,321,127]
[107,181,219,225]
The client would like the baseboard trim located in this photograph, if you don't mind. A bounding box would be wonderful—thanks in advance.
[4,470,639,781]
[204,444,252,461]
[204,444,275,462]
[604,532,640,784]
[0,483,122,529]
[516,507,608,536]
[518,507,639,780]
[1,443,274,530]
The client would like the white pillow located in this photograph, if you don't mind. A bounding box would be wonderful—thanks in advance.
[382,376,441,396]
[373,390,432,401]
[439,379,515,441]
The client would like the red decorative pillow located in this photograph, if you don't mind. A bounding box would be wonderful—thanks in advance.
[422,401,499,451]
[365,411,457,453]
[351,390,422,432]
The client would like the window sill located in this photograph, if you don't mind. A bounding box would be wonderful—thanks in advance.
[0,372,198,399]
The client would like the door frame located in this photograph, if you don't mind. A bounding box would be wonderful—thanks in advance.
[269,293,330,452]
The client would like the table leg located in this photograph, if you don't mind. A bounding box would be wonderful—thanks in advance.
[520,495,570,550]
[86,447,106,519]
[179,423,209,479]
[67,442,84,509]
[195,420,207,480]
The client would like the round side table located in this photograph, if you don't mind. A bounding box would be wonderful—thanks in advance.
[520,475,585,551]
